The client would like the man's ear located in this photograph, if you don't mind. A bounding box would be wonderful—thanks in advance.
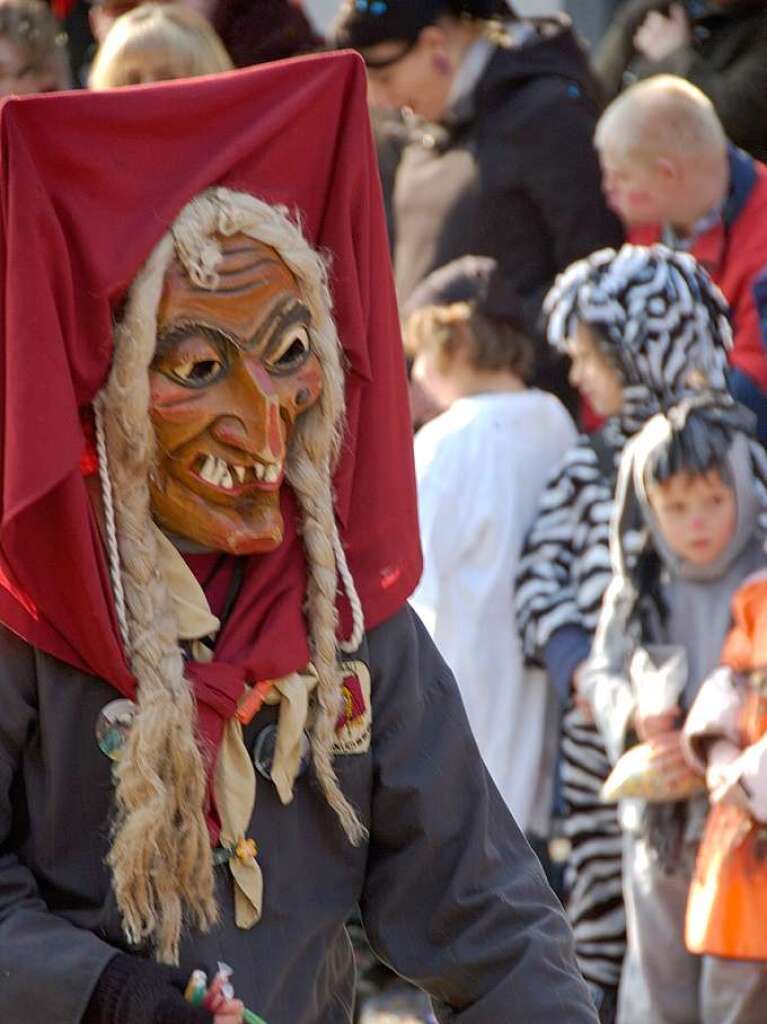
[655,156,680,183]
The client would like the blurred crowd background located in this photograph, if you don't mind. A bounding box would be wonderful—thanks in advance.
[4,2,767,1024]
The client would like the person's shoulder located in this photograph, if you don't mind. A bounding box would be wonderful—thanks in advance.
[0,624,39,710]
[414,404,470,453]
[482,21,598,119]
[0,623,37,668]
[366,603,461,720]
[413,404,480,483]
[729,157,767,243]
[526,389,577,431]
[553,431,601,473]
[527,433,601,511]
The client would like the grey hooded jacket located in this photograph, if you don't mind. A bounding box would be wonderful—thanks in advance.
[582,422,767,763]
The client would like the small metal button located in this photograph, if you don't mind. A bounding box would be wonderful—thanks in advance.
[252,724,311,781]
[96,699,136,761]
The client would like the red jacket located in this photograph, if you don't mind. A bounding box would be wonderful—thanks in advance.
[632,147,767,397]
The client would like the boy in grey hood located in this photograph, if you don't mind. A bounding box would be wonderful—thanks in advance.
[581,396,767,1024]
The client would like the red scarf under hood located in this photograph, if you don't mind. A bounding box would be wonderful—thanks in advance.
[0,54,421,797]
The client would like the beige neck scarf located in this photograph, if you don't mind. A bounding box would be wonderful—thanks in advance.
[155,528,318,927]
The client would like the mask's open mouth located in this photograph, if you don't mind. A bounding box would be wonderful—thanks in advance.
[190,453,284,492]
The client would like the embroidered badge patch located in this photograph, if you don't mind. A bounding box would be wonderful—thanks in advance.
[333,660,372,755]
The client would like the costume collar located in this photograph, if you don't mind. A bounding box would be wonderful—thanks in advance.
[444,34,495,125]
[155,529,221,641]
[156,528,320,929]
[665,146,756,273]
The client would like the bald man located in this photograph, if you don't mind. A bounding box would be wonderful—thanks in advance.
[595,74,767,444]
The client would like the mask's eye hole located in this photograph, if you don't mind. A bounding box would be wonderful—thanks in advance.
[268,325,311,373]
[171,358,224,387]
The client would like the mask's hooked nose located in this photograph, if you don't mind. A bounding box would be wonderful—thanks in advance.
[211,360,285,464]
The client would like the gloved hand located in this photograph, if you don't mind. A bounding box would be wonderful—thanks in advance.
[83,953,214,1024]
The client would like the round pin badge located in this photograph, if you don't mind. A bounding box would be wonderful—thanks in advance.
[96,699,137,761]
[252,724,312,782]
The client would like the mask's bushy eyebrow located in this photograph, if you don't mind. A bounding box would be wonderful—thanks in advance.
[154,322,238,362]
[256,298,311,352]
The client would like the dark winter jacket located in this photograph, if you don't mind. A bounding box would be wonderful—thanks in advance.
[594,0,767,163]
[392,18,623,403]
[0,605,598,1024]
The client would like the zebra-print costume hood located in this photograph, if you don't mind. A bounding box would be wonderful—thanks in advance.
[545,243,732,432]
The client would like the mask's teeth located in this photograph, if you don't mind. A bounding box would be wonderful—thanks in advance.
[199,455,218,484]
[254,463,266,481]
[219,467,234,490]
[233,465,247,484]
[209,457,227,486]
[265,464,281,483]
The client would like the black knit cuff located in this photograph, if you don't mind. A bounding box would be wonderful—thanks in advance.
[83,953,213,1024]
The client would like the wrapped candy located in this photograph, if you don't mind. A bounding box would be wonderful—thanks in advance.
[601,739,705,802]
[185,963,268,1024]
[602,644,704,802]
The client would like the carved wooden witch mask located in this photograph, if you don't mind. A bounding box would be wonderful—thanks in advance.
[149,233,323,554]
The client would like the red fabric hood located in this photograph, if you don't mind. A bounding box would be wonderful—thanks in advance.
[0,53,421,698]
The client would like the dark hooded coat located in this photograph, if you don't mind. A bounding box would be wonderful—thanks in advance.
[391,17,623,403]
[0,607,599,1024]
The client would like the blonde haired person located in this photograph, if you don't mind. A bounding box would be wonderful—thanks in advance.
[89,2,232,88]
[596,74,767,445]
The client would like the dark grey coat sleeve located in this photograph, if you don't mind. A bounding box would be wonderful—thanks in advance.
[360,607,598,1023]
[0,628,117,1023]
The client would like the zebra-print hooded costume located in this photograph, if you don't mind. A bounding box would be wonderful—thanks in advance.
[515,244,732,1000]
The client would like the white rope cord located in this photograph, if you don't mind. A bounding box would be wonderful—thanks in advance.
[333,526,365,654]
[94,396,131,656]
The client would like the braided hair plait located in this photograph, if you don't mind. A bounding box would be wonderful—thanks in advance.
[102,232,218,965]
[287,442,366,843]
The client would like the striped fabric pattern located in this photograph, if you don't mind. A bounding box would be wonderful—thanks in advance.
[561,702,626,988]
[516,431,619,661]
[516,426,628,989]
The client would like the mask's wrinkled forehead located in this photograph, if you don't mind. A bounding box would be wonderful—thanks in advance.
[157,232,302,344]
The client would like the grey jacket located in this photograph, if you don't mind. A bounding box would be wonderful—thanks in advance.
[0,605,597,1024]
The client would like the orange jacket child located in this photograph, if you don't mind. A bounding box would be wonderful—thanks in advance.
[683,569,767,960]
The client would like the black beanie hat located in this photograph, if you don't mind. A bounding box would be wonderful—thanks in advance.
[402,255,528,334]
[331,0,512,51]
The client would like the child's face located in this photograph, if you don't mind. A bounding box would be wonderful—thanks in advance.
[108,46,189,87]
[647,468,737,567]
[567,322,624,417]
